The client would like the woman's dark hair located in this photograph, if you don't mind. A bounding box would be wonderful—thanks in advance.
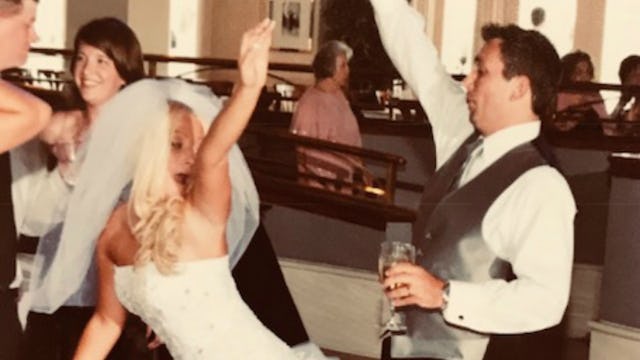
[618,55,640,83]
[311,40,353,80]
[481,24,561,119]
[71,17,145,84]
[560,50,594,84]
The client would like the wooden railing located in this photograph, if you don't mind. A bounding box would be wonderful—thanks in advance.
[242,127,416,229]
[28,47,312,83]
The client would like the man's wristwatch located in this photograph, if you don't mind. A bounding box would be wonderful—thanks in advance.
[441,281,450,311]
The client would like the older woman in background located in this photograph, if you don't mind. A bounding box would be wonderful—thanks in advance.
[290,40,367,193]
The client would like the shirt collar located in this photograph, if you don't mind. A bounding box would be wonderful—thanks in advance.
[479,121,541,165]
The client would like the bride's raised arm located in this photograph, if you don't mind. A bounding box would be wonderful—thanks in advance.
[196,19,273,169]
[189,19,273,215]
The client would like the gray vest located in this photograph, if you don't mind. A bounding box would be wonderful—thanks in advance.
[391,135,547,359]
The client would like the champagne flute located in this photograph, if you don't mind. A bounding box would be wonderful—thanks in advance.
[378,241,416,337]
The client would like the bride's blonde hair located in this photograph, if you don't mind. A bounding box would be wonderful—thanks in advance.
[128,100,198,274]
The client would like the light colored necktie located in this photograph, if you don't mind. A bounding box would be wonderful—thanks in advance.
[455,138,484,189]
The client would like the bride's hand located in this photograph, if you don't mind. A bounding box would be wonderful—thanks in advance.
[238,18,275,89]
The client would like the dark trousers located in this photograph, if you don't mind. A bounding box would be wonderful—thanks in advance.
[380,337,442,360]
[21,307,158,360]
[380,322,564,360]
[0,291,21,360]
[483,323,564,360]
[232,223,309,346]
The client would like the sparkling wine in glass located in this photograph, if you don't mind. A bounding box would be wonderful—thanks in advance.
[379,241,416,337]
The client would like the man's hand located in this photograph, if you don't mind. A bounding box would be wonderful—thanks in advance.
[383,262,446,309]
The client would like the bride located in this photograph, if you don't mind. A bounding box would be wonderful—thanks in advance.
[71,19,313,359]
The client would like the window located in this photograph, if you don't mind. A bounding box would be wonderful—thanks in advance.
[600,0,640,113]
[25,0,67,83]
[517,0,577,58]
[167,0,200,78]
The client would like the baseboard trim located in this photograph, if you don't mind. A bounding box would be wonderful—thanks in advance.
[278,259,604,355]
[279,258,383,358]
[589,320,640,360]
[566,263,603,338]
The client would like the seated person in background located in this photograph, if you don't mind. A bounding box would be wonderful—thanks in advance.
[610,55,640,122]
[554,50,607,131]
[289,40,368,192]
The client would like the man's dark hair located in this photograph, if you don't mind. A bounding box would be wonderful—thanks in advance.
[618,55,640,83]
[481,24,561,119]
[71,17,145,85]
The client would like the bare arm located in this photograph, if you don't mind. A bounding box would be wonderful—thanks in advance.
[73,208,128,360]
[0,80,52,152]
[190,19,274,219]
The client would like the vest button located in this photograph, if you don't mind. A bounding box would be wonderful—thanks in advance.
[425,232,432,240]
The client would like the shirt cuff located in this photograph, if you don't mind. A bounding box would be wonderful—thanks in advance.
[441,280,482,328]
[369,0,403,15]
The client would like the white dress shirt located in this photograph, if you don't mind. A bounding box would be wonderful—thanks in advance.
[10,140,72,325]
[370,0,576,354]
[11,140,71,238]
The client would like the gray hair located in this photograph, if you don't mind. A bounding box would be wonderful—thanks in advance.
[312,40,353,80]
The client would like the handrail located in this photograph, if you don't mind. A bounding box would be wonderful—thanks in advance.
[246,127,406,165]
[559,81,640,94]
[26,48,640,95]
[243,126,407,204]
[29,47,313,77]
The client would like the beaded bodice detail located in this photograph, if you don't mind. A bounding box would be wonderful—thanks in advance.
[114,256,298,360]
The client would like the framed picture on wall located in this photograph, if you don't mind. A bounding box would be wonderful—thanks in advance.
[268,0,314,51]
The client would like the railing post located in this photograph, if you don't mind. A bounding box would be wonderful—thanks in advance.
[147,61,157,77]
[386,163,397,204]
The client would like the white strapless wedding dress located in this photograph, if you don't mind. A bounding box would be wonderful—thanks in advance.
[114,255,300,359]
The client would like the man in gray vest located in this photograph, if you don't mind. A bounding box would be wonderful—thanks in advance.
[370,1,575,359]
